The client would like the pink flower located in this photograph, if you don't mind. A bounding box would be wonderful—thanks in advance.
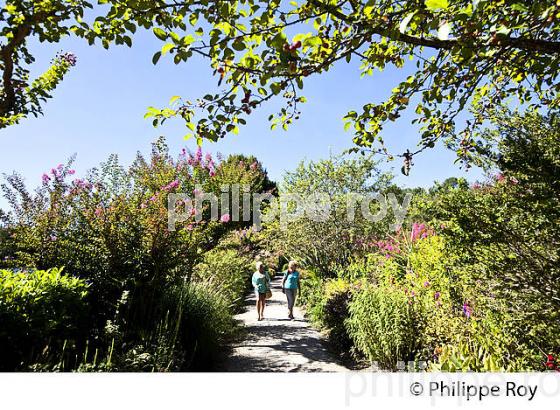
[68,169,76,175]
[94,208,103,217]
[149,195,157,202]
[42,173,51,184]
[209,169,216,177]
[195,147,203,163]
[250,161,258,170]
[164,180,180,190]
[220,213,231,223]
[462,302,472,318]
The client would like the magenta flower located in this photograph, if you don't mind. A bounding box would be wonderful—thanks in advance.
[195,147,203,163]
[209,169,216,177]
[68,169,76,175]
[462,302,472,318]
[220,213,231,223]
[164,180,179,190]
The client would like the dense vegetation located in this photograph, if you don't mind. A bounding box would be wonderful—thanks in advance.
[267,109,559,371]
[1,108,559,372]
[0,138,277,371]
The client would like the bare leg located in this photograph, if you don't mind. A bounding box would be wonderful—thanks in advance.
[258,294,266,319]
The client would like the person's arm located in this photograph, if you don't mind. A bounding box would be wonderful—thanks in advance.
[297,274,301,294]
[281,271,287,293]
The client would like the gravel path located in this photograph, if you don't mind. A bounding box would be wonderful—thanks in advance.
[219,274,348,372]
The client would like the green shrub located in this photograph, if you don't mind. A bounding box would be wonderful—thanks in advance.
[75,280,236,372]
[322,279,354,354]
[346,284,419,370]
[194,248,252,310]
[0,268,89,370]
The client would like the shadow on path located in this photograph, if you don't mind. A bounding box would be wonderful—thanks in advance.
[217,274,348,372]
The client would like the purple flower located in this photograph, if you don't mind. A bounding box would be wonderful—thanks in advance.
[423,281,430,288]
[462,302,472,319]
[434,291,441,300]
[162,180,179,191]
[42,173,51,184]
[58,52,77,66]
[195,147,203,163]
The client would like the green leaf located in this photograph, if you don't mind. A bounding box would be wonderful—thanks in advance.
[169,95,181,105]
[153,28,168,41]
[232,39,246,51]
[161,43,174,55]
[425,0,448,11]
[152,51,162,65]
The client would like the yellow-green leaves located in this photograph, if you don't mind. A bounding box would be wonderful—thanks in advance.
[153,28,167,41]
[425,0,448,11]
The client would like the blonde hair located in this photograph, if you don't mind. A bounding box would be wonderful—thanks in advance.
[288,260,298,270]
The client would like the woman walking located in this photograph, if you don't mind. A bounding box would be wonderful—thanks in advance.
[252,261,271,321]
[282,260,301,320]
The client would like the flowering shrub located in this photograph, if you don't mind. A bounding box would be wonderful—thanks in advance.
[0,137,274,371]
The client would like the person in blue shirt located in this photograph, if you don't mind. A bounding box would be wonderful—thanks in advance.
[282,260,301,320]
[252,261,271,321]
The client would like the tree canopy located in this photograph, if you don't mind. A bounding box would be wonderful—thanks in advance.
[2,0,560,170]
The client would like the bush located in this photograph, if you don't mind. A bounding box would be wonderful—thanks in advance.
[322,279,354,354]
[121,281,236,371]
[346,284,419,370]
[0,268,89,370]
[194,247,253,311]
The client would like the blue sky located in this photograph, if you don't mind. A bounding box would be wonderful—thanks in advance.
[0,28,483,210]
